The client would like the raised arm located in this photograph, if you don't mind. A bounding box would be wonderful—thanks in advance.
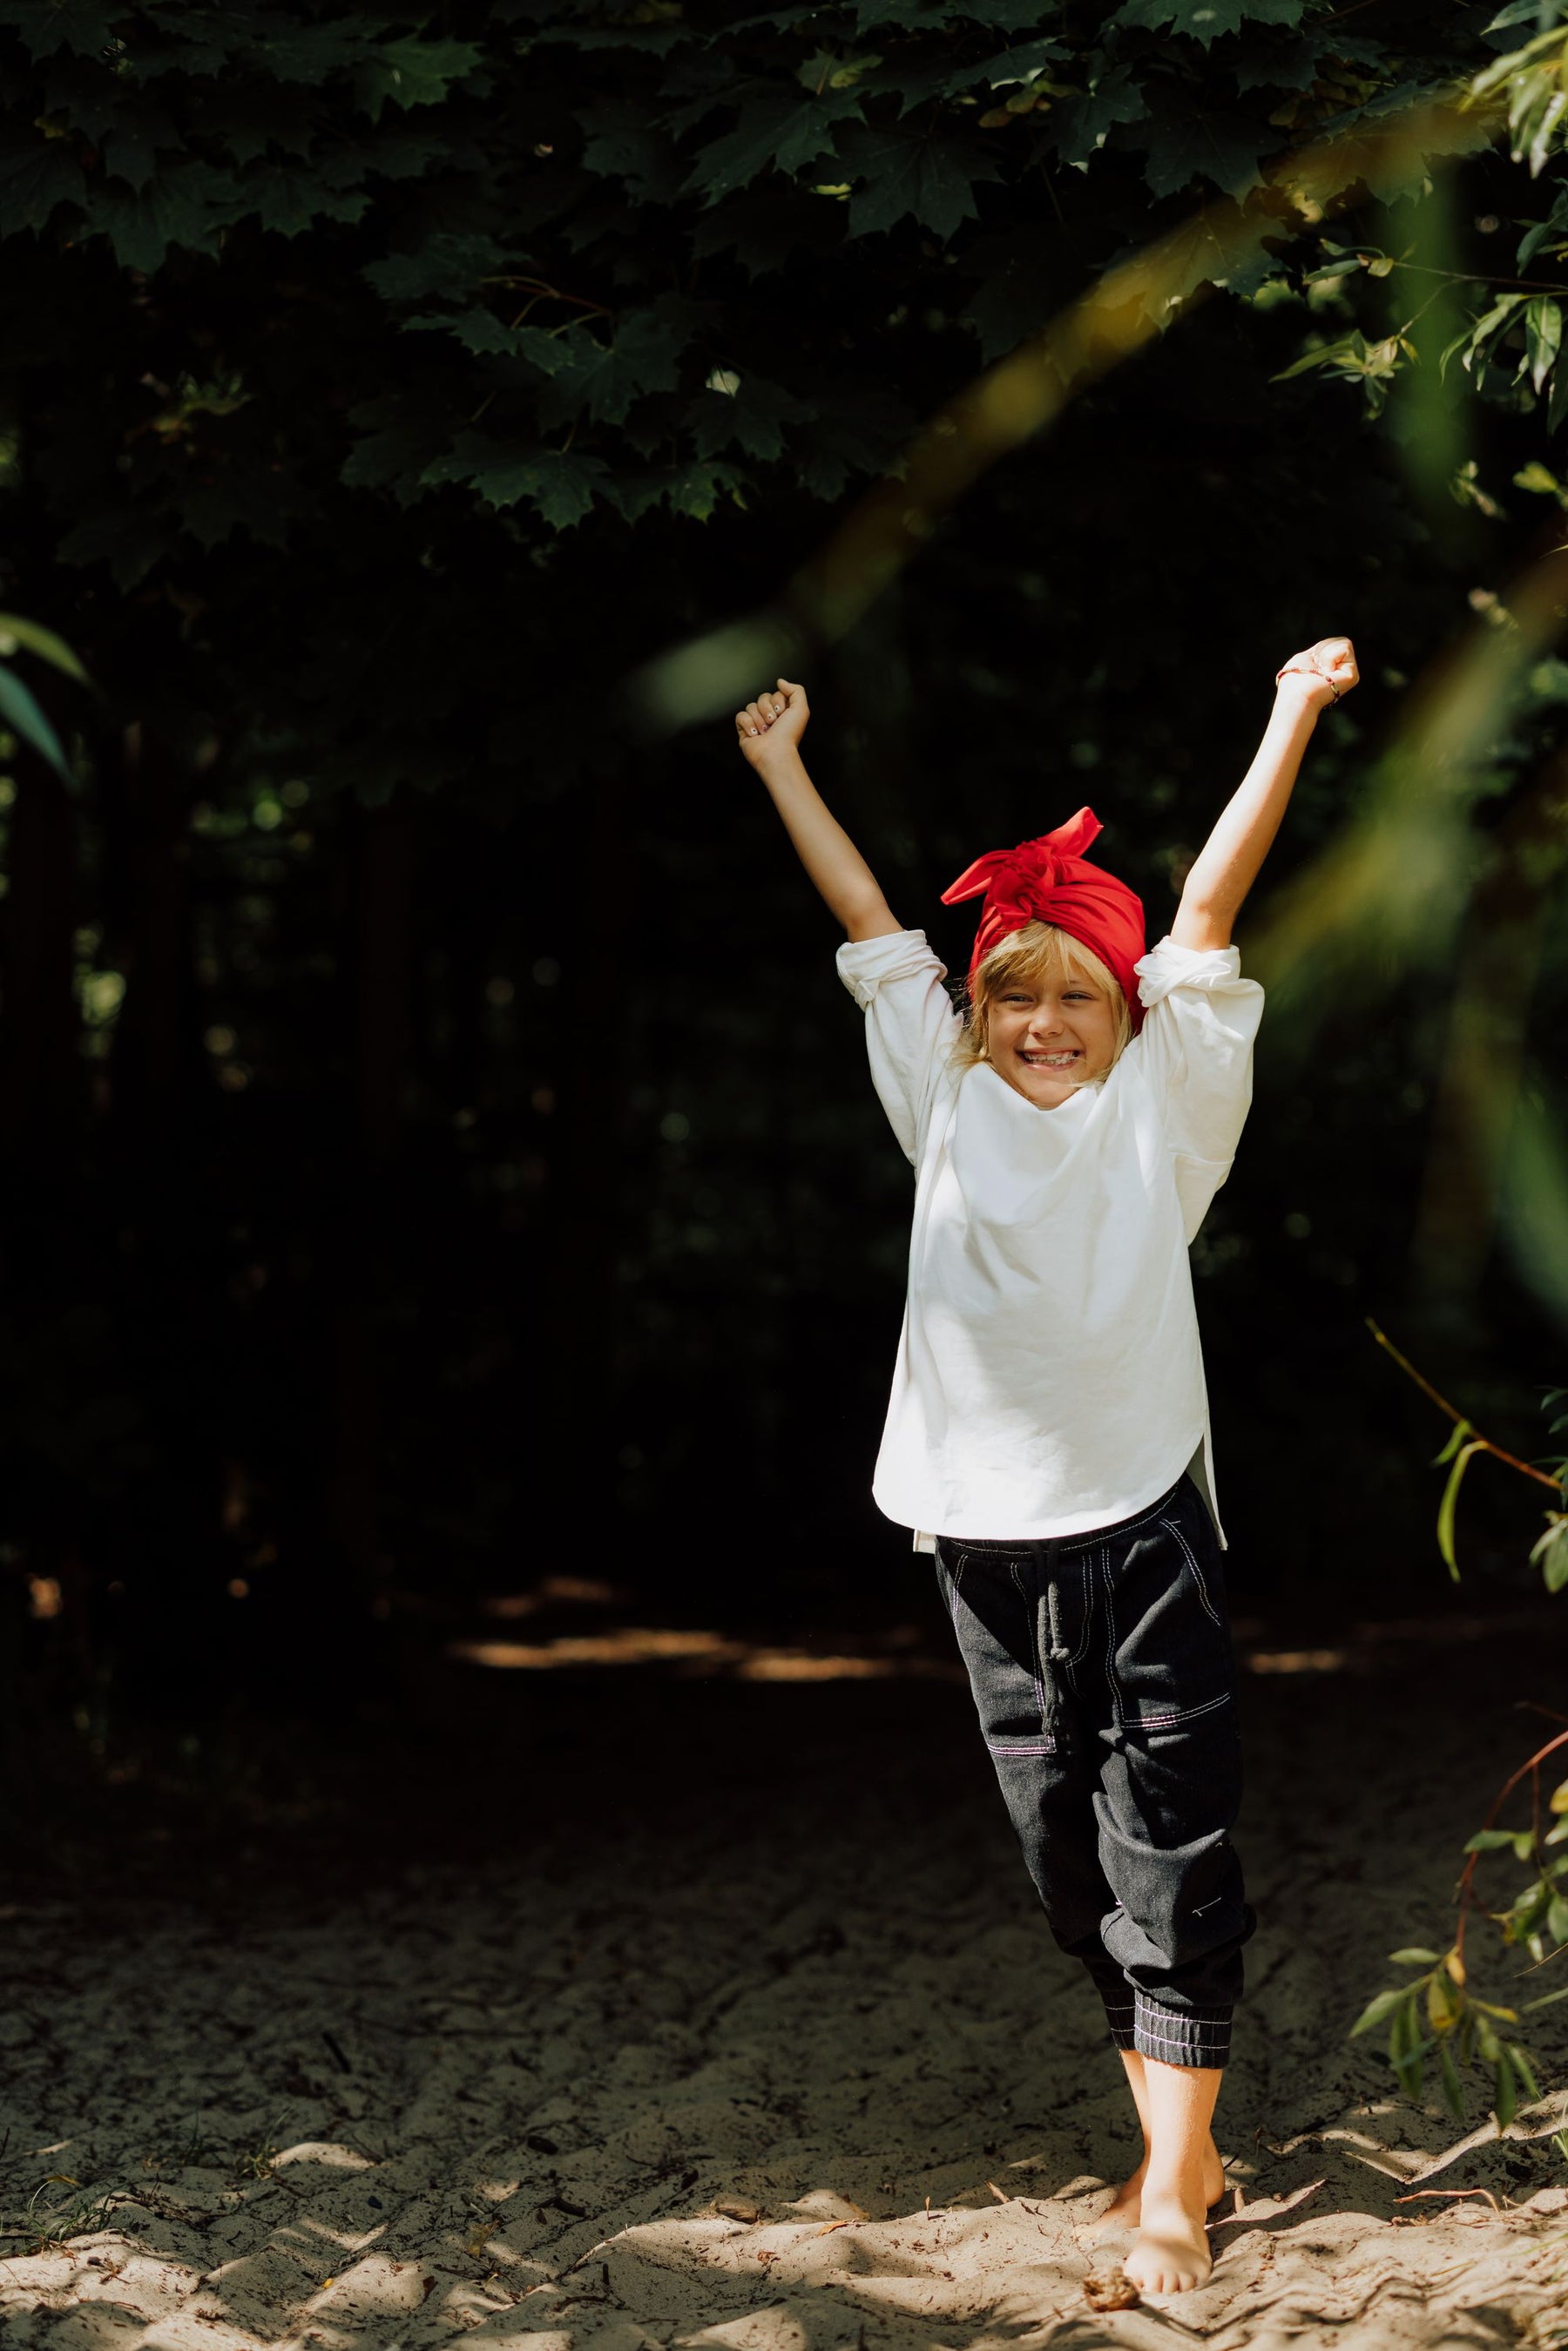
[736,678,902,942]
[1172,637,1359,951]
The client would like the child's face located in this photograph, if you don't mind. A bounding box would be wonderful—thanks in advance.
[986,976,1120,1109]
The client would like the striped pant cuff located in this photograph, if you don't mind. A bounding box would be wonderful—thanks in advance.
[1131,1992,1232,2069]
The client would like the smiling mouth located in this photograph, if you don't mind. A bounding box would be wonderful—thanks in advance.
[1019,1050,1080,1071]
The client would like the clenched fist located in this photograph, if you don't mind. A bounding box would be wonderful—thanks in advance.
[735,678,809,774]
[1276,637,1358,709]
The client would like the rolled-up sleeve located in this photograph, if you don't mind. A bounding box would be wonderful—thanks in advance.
[1132,936,1265,1240]
[837,929,963,1166]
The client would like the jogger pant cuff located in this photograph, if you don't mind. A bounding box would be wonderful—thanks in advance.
[1100,1989,1232,2069]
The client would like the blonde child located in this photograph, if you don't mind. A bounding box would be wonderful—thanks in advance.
[734,640,1358,2297]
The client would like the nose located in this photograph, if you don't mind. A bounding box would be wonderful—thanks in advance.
[1026,1003,1065,1040]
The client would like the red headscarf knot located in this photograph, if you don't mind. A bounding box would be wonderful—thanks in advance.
[940,806,1146,1028]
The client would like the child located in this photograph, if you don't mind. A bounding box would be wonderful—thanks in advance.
[734,639,1358,2299]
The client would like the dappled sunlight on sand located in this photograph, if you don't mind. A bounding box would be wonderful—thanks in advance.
[4,1658,1567,2351]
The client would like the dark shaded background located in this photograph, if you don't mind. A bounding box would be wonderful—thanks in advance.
[0,2,1563,1785]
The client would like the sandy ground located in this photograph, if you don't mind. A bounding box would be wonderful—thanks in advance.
[3,1609,1568,2351]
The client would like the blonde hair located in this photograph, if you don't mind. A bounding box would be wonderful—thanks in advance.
[955,921,1133,1078]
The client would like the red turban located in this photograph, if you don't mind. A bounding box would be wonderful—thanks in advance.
[940,807,1146,1028]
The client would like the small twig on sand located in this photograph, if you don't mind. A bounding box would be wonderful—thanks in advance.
[1394,2187,1503,2211]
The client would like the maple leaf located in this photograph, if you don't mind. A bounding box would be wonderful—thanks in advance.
[352,35,485,122]
[0,0,121,58]
[838,123,1001,240]
[687,375,806,461]
[536,302,696,428]
[1050,62,1147,167]
[1137,105,1273,199]
[1110,0,1305,46]
[363,233,510,307]
[686,89,866,205]
[420,437,610,529]
[0,135,85,234]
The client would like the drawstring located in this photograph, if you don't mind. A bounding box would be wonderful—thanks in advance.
[1044,1559,1071,1664]
[1038,1540,1071,1742]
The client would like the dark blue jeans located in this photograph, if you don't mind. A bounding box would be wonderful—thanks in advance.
[935,1473,1251,2068]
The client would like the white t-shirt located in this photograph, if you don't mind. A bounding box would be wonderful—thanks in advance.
[836,929,1265,1549]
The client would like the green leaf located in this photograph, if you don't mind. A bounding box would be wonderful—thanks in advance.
[1137,106,1271,200]
[1233,33,1324,94]
[172,462,312,555]
[1392,2037,1434,2099]
[56,504,177,587]
[536,304,692,428]
[1508,2042,1544,2103]
[1388,1947,1442,1965]
[1110,0,1305,48]
[1427,1968,1461,2031]
[1050,61,1146,166]
[839,123,1001,240]
[792,377,914,499]
[0,135,86,235]
[236,19,369,85]
[419,439,610,530]
[1522,1981,1568,2014]
[1433,1418,1473,1465]
[688,374,806,461]
[102,125,170,193]
[1461,294,1531,381]
[577,97,685,203]
[1465,1828,1523,1852]
[363,234,510,307]
[0,614,88,685]
[1437,2038,1466,2124]
[686,90,865,205]
[404,311,576,373]
[958,223,1050,357]
[662,458,748,522]
[1436,1438,1485,1581]
[231,159,370,239]
[1548,1895,1568,1946]
[339,394,450,502]
[1531,1519,1568,1591]
[1494,2054,1517,2129]
[0,0,123,58]
[867,34,1065,116]
[0,662,71,785]
[352,36,484,124]
[1348,1986,1406,2037]
[87,171,228,272]
[1526,296,1564,395]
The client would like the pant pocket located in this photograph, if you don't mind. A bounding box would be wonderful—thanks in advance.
[939,1550,1057,1753]
[1104,1510,1234,1731]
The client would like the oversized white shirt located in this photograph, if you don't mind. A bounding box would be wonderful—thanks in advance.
[836,929,1265,1548]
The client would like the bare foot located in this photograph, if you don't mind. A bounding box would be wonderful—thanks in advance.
[1087,2138,1224,2237]
[1123,2185,1213,2296]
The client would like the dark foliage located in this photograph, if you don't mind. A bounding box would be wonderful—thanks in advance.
[0,0,1565,1736]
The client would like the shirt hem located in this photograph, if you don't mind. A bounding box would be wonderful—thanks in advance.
[887,1435,1212,1550]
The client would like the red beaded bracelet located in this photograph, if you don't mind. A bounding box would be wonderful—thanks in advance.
[1275,663,1339,702]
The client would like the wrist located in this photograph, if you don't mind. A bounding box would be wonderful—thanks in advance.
[1274,670,1335,717]
[754,741,809,790]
